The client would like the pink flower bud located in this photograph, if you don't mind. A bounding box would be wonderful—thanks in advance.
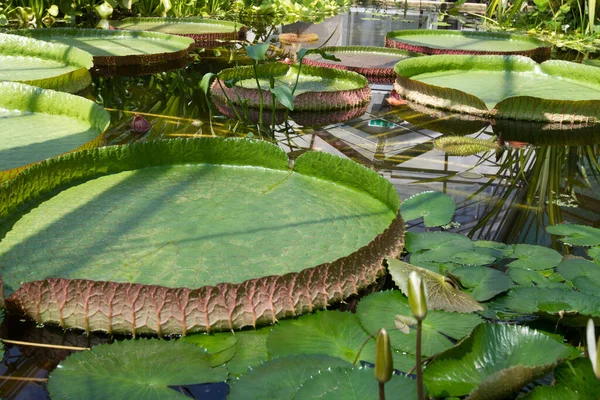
[132,114,150,134]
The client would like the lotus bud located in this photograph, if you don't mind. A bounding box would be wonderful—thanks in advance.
[408,271,427,321]
[132,114,151,134]
[374,328,393,384]
[587,319,600,379]
[96,19,110,30]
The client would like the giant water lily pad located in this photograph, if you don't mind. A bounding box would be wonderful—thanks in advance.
[386,30,551,61]
[492,119,600,146]
[111,17,245,47]
[12,28,194,70]
[393,55,600,123]
[47,339,227,399]
[1,138,404,335]
[0,81,110,182]
[423,323,574,399]
[0,33,92,93]
[210,62,370,111]
[302,46,420,84]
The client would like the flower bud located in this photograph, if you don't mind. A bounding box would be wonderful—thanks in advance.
[132,114,151,134]
[374,328,393,384]
[408,271,427,321]
[587,319,600,379]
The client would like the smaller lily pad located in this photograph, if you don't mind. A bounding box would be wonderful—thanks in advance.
[556,257,600,287]
[180,332,238,367]
[405,231,473,253]
[547,224,600,247]
[508,268,564,288]
[423,323,574,399]
[293,367,418,399]
[48,339,227,400]
[451,266,513,301]
[474,241,515,258]
[588,246,600,262]
[228,354,350,400]
[507,244,563,270]
[400,191,455,227]
[387,258,483,313]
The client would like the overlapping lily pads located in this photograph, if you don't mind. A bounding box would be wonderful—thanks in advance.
[1,138,404,335]
[0,33,93,93]
[111,17,246,47]
[386,29,551,61]
[302,46,420,84]
[0,81,110,182]
[12,28,194,75]
[393,55,600,123]
[210,62,370,111]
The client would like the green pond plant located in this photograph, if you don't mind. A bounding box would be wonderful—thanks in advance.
[407,271,427,400]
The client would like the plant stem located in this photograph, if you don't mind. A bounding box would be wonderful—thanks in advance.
[252,63,264,127]
[416,319,424,400]
[379,381,385,400]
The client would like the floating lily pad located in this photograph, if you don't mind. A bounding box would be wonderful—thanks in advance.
[279,32,319,44]
[423,323,574,399]
[210,62,370,111]
[0,81,109,182]
[507,244,563,270]
[546,224,600,247]
[356,290,482,356]
[48,339,227,400]
[508,268,564,288]
[180,332,238,367]
[405,231,472,253]
[387,258,483,313]
[451,266,513,301]
[12,28,194,72]
[228,354,350,400]
[386,30,551,61]
[492,119,600,146]
[2,138,404,335]
[111,17,245,47]
[522,357,600,399]
[473,240,515,258]
[393,55,600,123]
[266,310,415,372]
[400,191,455,227]
[496,287,600,325]
[405,231,496,267]
[0,33,92,93]
[434,136,500,156]
[302,46,420,84]
[293,367,418,399]
[556,257,600,292]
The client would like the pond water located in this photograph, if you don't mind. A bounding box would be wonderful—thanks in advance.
[2,7,600,399]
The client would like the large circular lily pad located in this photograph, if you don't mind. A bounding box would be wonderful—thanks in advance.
[210,63,370,111]
[1,138,404,335]
[111,17,246,47]
[386,29,551,62]
[302,46,420,84]
[394,55,600,123]
[0,33,92,93]
[0,81,110,182]
[12,28,194,70]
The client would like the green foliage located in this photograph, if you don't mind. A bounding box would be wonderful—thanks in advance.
[547,223,600,246]
[507,244,563,270]
[451,266,514,301]
[400,191,456,227]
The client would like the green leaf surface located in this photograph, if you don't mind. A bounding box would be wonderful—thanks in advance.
[407,253,461,274]
[522,386,580,399]
[400,191,455,227]
[452,266,513,301]
[473,241,514,258]
[387,258,483,312]
[553,357,600,398]
[270,84,295,110]
[507,244,563,270]
[292,367,418,399]
[356,290,482,356]
[180,332,238,367]
[223,329,271,376]
[423,324,574,398]
[405,231,473,253]
[547,224,600,246]
[587,246,600,262]
[508,268,564,288]
[228,354,350,400]
[48,339,227,400]
[245,43,270,61]
[557,257,600,286]
[112,17,241,34]
[0,32,92,93]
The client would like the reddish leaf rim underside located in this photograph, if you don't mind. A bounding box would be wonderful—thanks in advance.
[385,29,552,62]
[210,63,371,111]
[2,138,404,336]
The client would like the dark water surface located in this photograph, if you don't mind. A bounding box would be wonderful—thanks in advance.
[2,8,600,399]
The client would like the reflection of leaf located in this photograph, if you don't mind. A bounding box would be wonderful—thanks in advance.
[546,224,600,246]
[400,191,455,227]
[507,244,562,270]
[452,266,513,301]
[387,258,483,312]
[423,324,574,399]
[228,355,350,400]
[48,339,227,400]
[293,367,418,399]
[357,290,482,356]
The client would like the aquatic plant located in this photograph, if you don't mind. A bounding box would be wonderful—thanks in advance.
[434,136,500,156]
